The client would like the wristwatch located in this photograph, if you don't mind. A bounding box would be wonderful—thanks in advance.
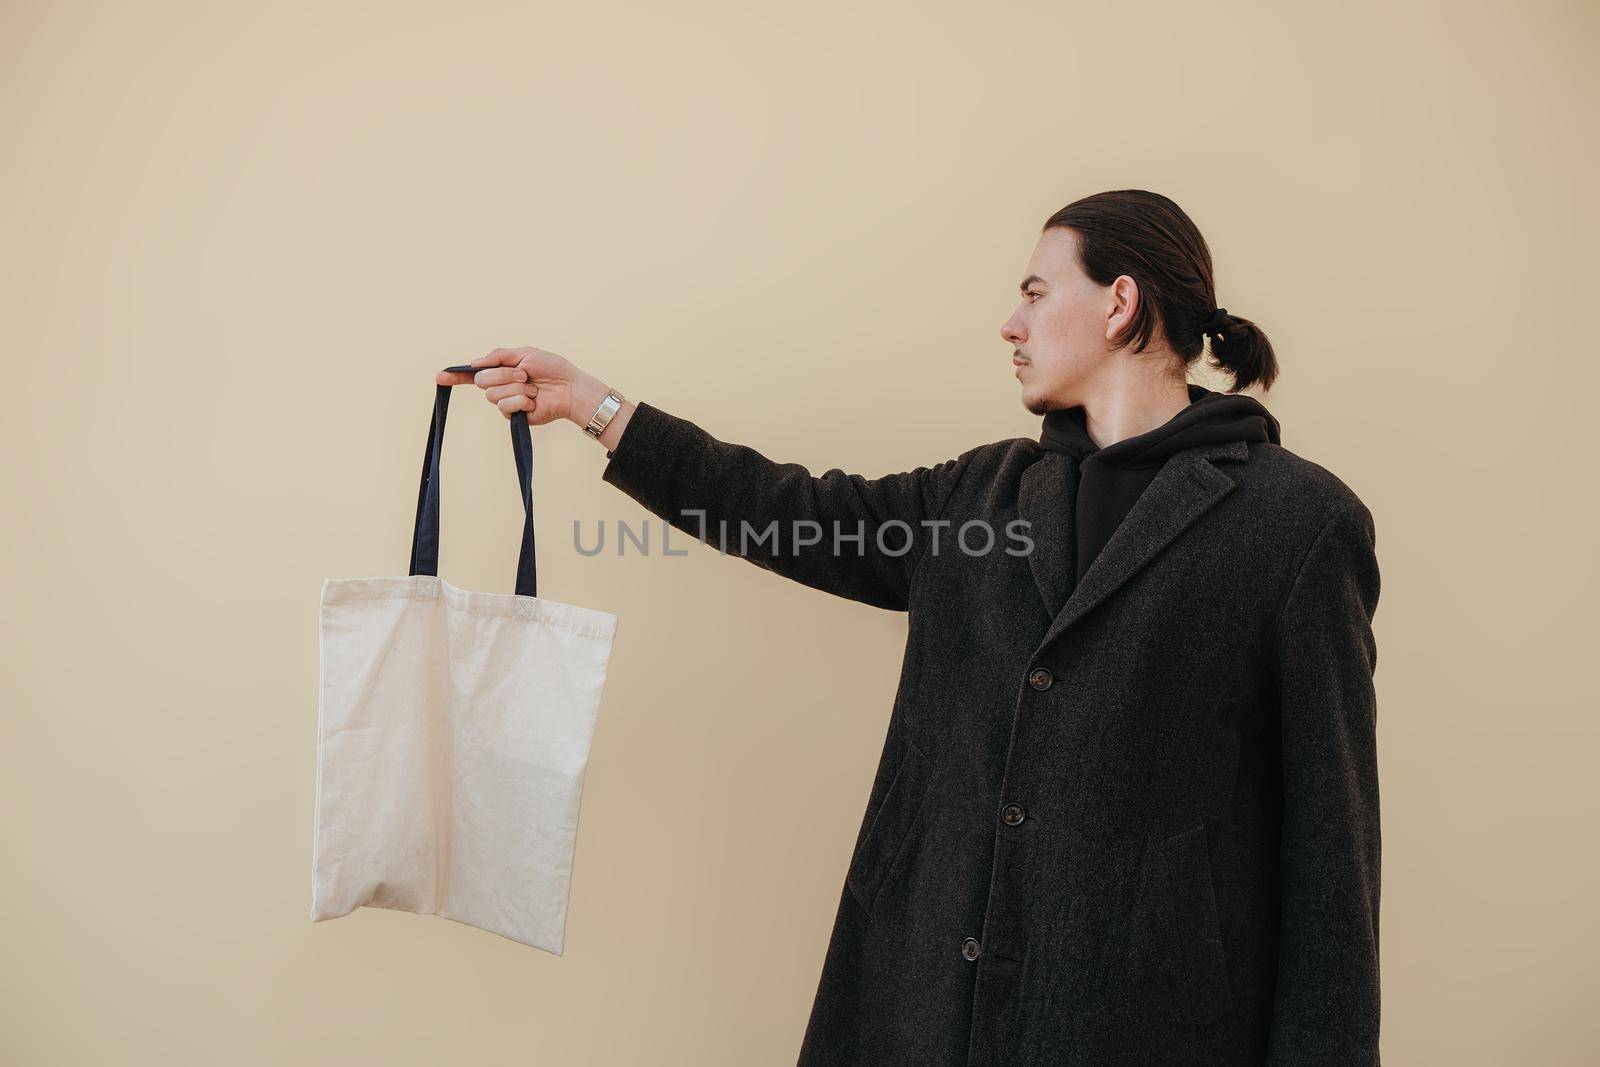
[583,388,626,439]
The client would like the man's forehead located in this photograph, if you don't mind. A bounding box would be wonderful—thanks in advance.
[1024,229,1078,284]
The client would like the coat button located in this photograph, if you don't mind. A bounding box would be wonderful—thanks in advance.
[1001,803,1025,826]
[1028,667,1053,690]
[961,937,981,961]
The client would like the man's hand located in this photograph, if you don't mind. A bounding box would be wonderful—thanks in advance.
[435,346,583,427]
[436,346,633,449]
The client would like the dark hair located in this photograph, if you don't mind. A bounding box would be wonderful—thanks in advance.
[1042,190,1279,392]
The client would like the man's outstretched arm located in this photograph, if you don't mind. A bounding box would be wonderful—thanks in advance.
[441,349,974,612]
[593,395,970,610]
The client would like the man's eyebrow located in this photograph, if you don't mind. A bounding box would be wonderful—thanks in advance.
[1019,274,1047,293]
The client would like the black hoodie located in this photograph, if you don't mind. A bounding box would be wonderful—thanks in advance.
[1039,382,1282,587]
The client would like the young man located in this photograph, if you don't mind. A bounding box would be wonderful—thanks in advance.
[440,189,1382,1066]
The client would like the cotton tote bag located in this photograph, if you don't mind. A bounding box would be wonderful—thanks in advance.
[312,368,617,953]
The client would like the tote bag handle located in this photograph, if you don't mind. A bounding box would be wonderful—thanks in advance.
[408,366,537,598]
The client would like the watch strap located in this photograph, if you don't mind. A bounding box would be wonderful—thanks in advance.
[584,389,625,438]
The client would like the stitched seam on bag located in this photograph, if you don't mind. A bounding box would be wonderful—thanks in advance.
[331,595,615,638]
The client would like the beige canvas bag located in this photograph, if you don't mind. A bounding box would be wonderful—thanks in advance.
[311,370,617,952]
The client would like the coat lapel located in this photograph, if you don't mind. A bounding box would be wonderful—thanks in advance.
[1017,452,1079,621]
[1017,439,1250,655]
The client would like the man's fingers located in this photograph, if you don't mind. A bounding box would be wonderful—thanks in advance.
[476,367,528,388]
[438,348,516,385]
[472,348,524,371]
[482,382,537,403]
[497,393,535,418]
[436,365,528,388]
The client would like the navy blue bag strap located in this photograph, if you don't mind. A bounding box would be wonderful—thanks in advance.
[408,366,537,598]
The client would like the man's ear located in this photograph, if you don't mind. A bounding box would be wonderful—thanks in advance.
[1105,274,1140,343]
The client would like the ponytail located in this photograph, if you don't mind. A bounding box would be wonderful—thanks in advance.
[1201,306,1279,393]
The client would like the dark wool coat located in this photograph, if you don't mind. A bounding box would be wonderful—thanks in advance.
[599,399,1382,1066]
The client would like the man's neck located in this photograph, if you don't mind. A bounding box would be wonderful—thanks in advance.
[1072,373,1194,450]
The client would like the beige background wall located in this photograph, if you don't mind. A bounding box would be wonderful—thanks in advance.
[3,1,1595,1063]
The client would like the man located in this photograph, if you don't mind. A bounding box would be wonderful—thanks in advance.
[439,188,1382,1065]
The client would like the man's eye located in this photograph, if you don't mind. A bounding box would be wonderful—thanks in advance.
[1027,291,1042,301]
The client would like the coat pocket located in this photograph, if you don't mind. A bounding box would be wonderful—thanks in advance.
[845,738,935,916]
[1124,822,1237,1028]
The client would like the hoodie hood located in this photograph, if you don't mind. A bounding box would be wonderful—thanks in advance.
[1039,381,1281,464]
[1037,382,1280,587]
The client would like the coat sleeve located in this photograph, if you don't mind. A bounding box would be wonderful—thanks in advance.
[1266,501,1383,1065]
[598,399,972,611]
